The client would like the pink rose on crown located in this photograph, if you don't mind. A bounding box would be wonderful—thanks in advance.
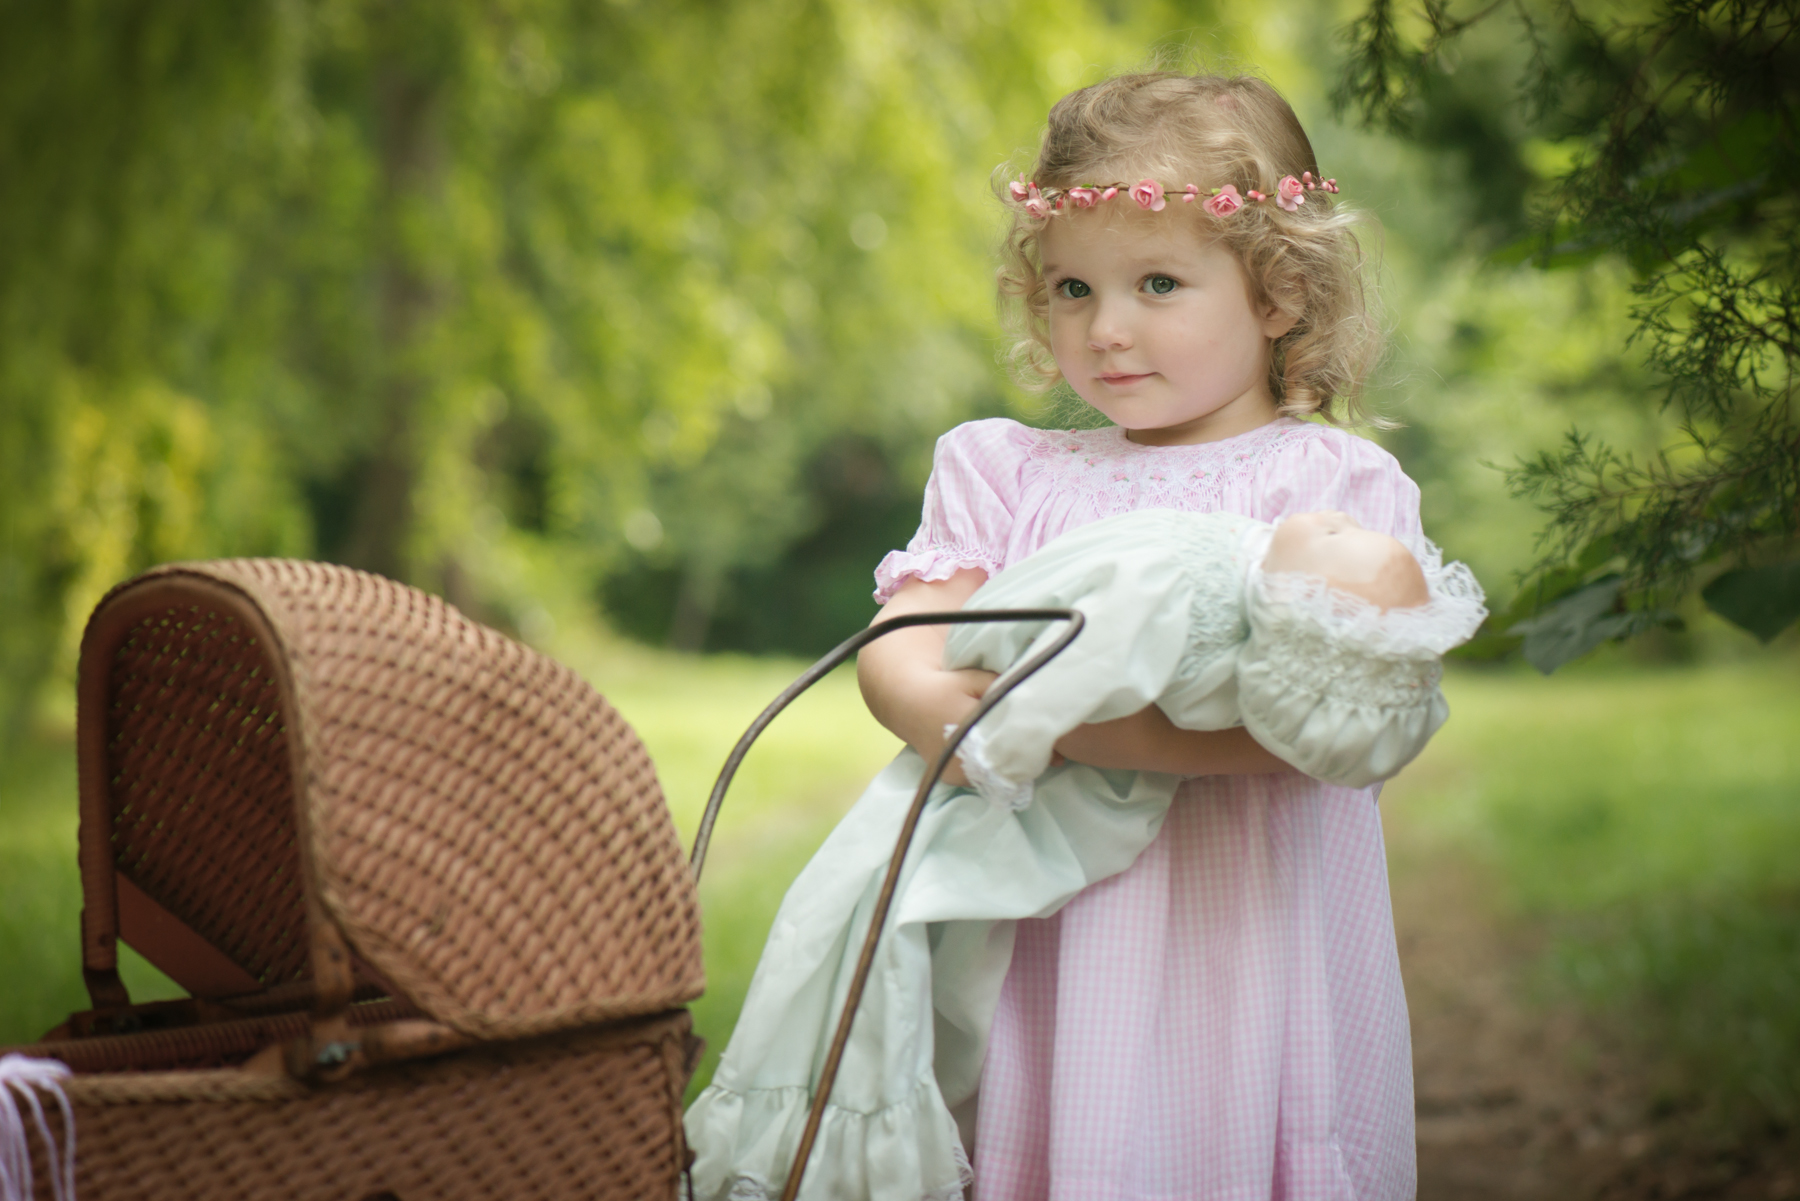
[1023,184,1051,219]
[1068,187,1101,208]
[1277,174,1306,212]
[1130,179,1166,212]
[1009,178,1030,202]
[1203,185,1244,217]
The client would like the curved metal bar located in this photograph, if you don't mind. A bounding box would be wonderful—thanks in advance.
[771,609,1084,1201]
[688,608,1082,883]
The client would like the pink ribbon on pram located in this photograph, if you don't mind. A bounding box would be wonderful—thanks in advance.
[0,1054,75,1201]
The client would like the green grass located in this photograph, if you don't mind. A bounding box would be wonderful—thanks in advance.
[0,735,189,1041]
[6,647,1796,1127]
[1383,657,1800,1124]
[573,651,903,1096]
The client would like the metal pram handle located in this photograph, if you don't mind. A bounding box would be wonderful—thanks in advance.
[688,608,1085,1201]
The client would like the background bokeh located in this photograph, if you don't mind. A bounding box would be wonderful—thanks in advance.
[0,0,1708,725]
[2,0,1796,1181]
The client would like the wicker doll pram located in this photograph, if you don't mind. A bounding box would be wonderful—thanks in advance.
[4,559,705,1200]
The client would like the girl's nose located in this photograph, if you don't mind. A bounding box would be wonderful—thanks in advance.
[1086,298,1133,351]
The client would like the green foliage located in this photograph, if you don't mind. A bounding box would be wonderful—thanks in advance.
[1702,560,1800,643]
[1385,659,1800,1124]
[0,0,1206,742]
[1336,0,1800,668]
[1507,574,1673,674]
[0,733,185,1042]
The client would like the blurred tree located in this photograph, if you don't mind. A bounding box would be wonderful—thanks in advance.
[0,0,1194,743]
[1337,0,1800,670]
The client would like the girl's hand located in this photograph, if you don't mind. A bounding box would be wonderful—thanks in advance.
[909,665,999,788]
[857,569,993,788]
[1054,707,1293,777]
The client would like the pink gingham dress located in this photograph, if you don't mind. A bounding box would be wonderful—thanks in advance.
[874,417,1419,1201]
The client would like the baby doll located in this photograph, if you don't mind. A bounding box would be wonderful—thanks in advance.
[684,509,1484,1201]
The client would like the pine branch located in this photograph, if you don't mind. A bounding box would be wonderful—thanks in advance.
[1508,411,1800,603]
[1338,0,1800,651]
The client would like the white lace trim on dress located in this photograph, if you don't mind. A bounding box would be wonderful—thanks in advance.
[1250,538,1488,663]
[951,723,1034,811]
[1238,530,1485,725]
[1230,528,1487,787]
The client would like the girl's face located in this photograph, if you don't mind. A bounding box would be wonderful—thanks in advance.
[1039,208,1295,445]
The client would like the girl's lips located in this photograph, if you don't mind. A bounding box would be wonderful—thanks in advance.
[1097,372,1153,385]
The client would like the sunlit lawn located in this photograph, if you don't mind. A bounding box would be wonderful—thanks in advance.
[571,650,903,1096]
[3,648,1796,1120]
[1382,656,1800,1122]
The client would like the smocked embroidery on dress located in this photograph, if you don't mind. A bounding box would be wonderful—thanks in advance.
[875,420,1332,604]
[1023,420,1319,518]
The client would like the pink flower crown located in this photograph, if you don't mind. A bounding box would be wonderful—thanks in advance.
[1007,172,1339,220]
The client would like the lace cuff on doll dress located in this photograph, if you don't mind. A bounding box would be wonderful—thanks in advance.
[1236,544,1487,789]
[950,722,1036,811]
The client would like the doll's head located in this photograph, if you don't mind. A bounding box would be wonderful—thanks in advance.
[1263,511,1429,611]
[997,73,1382,425]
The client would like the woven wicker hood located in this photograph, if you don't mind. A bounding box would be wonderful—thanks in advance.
[76,559,704,1040]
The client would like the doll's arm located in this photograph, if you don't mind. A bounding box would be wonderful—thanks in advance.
[1054,713,1293,777]
[857,569,996,787]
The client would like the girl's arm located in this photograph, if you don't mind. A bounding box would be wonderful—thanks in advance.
[861,570,1292,782]
[1053,710,1293,776]
[857,569,996,787]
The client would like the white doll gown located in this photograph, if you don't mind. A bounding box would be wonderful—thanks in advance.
[682,506,1484,1201]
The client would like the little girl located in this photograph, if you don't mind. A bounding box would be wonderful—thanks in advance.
[863,72,1430,1200]
[704,71,1441,1200]
[685,507,1481,1201]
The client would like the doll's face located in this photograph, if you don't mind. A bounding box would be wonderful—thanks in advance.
[1039,207,1296,446]
[1263,511,1431,610]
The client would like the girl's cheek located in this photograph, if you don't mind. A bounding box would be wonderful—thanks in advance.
[1049,319,1082,361]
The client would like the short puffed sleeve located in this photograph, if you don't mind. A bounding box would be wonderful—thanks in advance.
[1252,427,1425,549]
[873,419,1037,603]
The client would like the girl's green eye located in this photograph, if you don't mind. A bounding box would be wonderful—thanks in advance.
[1146,275,1177,295]
[1059,279,1091,299]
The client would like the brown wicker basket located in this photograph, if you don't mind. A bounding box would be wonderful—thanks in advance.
[3,559,705,1200]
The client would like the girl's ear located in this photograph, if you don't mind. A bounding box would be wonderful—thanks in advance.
[1260,302,1299,340]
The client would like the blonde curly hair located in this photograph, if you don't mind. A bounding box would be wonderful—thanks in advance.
[998,72,1384,424]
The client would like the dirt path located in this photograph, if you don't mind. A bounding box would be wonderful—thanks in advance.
[1384,813,1800,1201]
